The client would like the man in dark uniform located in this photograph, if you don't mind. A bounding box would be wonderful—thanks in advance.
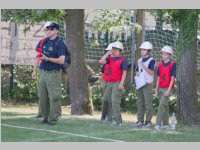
[32,21,52,118]
[32,22,67,125]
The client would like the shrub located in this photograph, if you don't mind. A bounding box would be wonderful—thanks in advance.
[90,80,177,113]
[1,65,69,104]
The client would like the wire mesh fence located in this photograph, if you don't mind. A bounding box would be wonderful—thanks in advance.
[1,11,200,69]
[144,12,200,68]
[1,10,200,102]
[84,27,135,64]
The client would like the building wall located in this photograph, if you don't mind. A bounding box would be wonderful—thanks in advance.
[1,22,45,65]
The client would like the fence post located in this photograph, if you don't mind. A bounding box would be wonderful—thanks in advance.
[9,22,18,97]
[0,10,1,99]
[130,10,137,84]
[105,30,109,48]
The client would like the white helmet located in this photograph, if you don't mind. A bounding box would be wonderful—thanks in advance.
[43,21,53,29]
[161,45,173,55]
[105,43,113,51]
[139,41,153,50]
[112,41,123,50]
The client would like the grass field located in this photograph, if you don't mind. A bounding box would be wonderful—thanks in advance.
[1,103,200,142]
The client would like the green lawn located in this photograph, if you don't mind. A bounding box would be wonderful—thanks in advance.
[1,104,200,142]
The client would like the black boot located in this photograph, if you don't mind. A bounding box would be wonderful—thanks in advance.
[41,119,48,124]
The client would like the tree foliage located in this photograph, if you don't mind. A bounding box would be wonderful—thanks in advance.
[152,9,200,124]
[151,9,200,63]
[92,9,132,31]
[91,9,142,33]
[1,9,65,31]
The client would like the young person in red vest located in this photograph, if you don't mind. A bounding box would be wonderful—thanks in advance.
[154,45,176,130]
[100,42,113,122]
[99,41,128,126]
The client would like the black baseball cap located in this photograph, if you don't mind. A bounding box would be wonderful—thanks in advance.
[46,22,60,30]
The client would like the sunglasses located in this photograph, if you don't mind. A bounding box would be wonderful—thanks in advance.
[45,27,55,31]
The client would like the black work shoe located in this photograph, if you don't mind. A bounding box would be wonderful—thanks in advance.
[100,116,106,121]
[36,115,43,118]
[134,121,144,127]
[142,121,152,128]
[41,119,48,124]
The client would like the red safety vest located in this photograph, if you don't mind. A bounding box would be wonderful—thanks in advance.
[36,38,45,59]
[158,61,176,88]
[103,57,124,82]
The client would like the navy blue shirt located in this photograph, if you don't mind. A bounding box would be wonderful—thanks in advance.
[36,37,66,71]
[157,61,176,77]
[136,56,155,71]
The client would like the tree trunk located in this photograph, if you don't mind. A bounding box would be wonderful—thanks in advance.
[135,9,145,61]
[176,14,200,125]
[177,42,200,124]
[64,9,93,115]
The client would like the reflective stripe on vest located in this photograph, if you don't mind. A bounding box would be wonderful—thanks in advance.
[103,57,124,82]
[158,61,175,88]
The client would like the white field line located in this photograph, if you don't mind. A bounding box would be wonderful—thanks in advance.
[23,135,72,142]
[2,123,125,142]
[89,128,150,136]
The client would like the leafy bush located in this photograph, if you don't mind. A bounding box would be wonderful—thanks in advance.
[1,67,10,98]
[2,65,178,113]
[121,84,137,112]
[90,80,177,113]
[1,65,69,104]
[10,65,38,102]
[90,82,103,111]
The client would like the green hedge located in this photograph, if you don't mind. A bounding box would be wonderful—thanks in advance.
[2,65,178,113]
[1,65,68,104]
[91,81,178,113]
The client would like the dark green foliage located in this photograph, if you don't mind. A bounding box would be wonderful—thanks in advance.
[1,9,65,23]
[90,81,177,113]
[1,65,69,104]
[151,9,200,63]
[13,65,38,102]
[1,65,38,102]
[121,84,137,112]
[1,65,179,113]
[1,66,10,98]
[1,9,65,32]
[91,85,103,111]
